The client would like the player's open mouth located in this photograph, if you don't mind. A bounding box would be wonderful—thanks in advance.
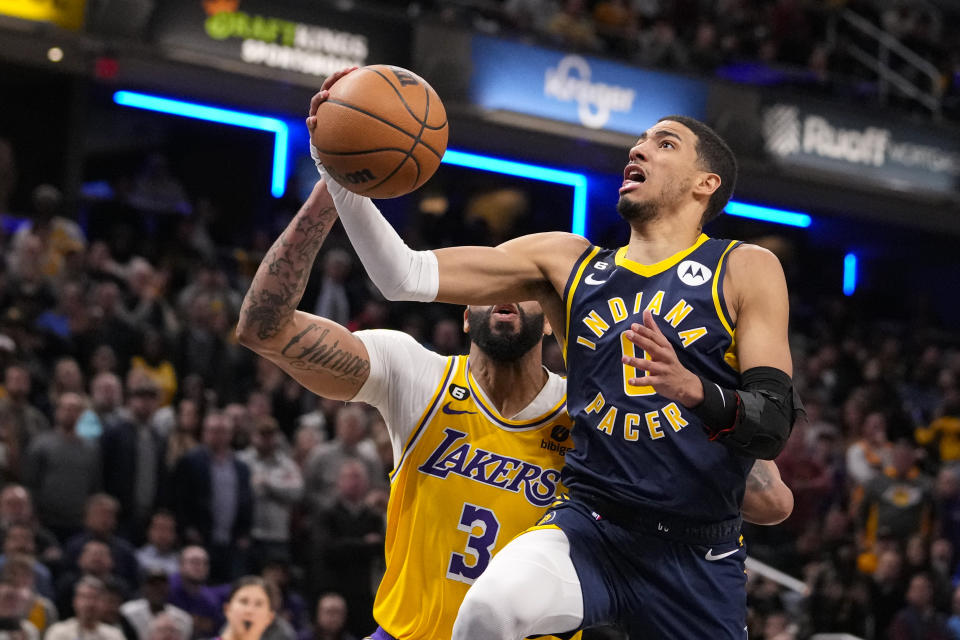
[620,165,646,193]
[242,621,253,631]
[492,304,519,320]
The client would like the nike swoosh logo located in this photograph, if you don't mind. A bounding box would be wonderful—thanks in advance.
[441,402,477,416]
[584,274,608,285]
[704,548,739,561]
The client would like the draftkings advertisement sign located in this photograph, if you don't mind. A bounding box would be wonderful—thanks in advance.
[152,0,409,84]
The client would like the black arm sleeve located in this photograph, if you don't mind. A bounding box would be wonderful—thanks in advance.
[690,366,804,459]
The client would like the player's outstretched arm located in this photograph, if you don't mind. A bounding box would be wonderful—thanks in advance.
[741,460,793,525]
[306,75,589,312]
[237,180,371,401]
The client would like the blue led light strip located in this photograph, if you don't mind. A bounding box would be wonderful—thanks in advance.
[724,201,812,228]
[441,149,588,237]
[843,253,858,296]
[113,91,289,198]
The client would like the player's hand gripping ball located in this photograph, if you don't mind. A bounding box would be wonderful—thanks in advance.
[310,65,449,199]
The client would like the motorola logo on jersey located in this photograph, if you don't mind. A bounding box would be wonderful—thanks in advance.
[677,260,712,286]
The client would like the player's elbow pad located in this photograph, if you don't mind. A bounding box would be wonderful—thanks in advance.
[697,367,803,459]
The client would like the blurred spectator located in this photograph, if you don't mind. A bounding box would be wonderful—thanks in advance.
[262,561,308,637]
[0,363,50,478]
[303,406,382,508]
[126,258,178,338]
[144,613,188,640]
[848,411,894,489]
[56,539,128,618]
[172,412,252,582]
[79,283,140,372]
[307,460,383,637]
[635,18,689,70]
[2,553,58,636]
[46,576,124,640]
[77,372,124,440]
[858,439,934,549]
[129,330,177,408]
[888,573,950,639]
[23,391,100,539]
[291,421,324,472]
[0,577,39,640]
[428,318,461,356]
[0,485,61,565]
[947,585,960,639]
[870,549,907,637]
[136,511,180,578]
[63,495,140,588]
[238,417,303,565]
[100,576,126,628]
[127,155,191,217]
[0,524,55,600]
[101,374,166,540]
[119,568,192,640]
[167,547,221,639]
[545,0,600,50]
[163,399,201,473]
[10,184,86,281]
[219,576,276,640]
[302,593,356,640]
[917,390,960,464]
[313,249,352,328]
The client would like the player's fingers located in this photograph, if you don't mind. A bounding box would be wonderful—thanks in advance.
[305,116,317,132]
[621,355,654,371]
[642,311,672,347]
[309,91,326,116]
[628,375,660,387]
[625,331,671,361]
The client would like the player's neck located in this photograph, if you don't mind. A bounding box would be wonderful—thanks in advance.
[468,346,549,418]
[624,215,702,265]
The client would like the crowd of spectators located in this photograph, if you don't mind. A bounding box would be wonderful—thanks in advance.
[1,111,960,640]
[423,0,960,117]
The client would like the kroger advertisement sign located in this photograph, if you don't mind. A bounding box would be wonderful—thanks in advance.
[761,101,960,196]
[469,35,706,135]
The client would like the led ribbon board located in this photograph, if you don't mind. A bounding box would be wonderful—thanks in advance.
[113,91,289,198]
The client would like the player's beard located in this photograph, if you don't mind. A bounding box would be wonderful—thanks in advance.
[616,175,691,224]
[467,307,545,362]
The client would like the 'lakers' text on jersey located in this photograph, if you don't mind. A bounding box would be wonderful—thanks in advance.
[562,234,753,523]
[374,355,573,640]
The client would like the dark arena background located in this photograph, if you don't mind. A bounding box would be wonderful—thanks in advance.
[1,1,960,639]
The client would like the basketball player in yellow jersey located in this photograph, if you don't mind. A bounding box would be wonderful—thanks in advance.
[236,180,793,640]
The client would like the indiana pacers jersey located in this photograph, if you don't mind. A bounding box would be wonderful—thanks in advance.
[373,354,574,639]
[562,234,754,524]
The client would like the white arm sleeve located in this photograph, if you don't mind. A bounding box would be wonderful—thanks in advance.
[350,329,448,465]
[314,156,438,302]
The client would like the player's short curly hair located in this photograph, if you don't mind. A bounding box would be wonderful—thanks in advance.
[658,115,737,226]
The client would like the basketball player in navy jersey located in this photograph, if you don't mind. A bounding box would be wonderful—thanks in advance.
[308,69,800,639]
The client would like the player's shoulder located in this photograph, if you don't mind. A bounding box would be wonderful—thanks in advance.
[544,369,568,403]
[727,242,783,271]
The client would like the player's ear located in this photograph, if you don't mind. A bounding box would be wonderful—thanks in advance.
[694,171,721,197]
[462,307,470,334]
[543,317,554,336]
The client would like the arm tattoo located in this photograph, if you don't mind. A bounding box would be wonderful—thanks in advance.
[746,461,773,491]
[240,202,337,340]
[280,324,370,382]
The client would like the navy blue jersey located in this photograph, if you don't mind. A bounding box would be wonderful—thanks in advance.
[562,234,754,523]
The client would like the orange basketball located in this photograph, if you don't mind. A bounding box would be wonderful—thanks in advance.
[312,65,449,199]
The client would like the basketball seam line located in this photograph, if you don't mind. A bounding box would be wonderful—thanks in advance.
[361,80,430,195]
[324,99,445,161]
[368,67,447,131]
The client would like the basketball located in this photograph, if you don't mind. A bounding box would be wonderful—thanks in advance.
[312,65,449,199]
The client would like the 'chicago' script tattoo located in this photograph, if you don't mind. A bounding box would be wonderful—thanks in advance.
[281,324,370,380]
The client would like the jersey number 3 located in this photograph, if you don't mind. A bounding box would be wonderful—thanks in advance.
[447,503,501,584]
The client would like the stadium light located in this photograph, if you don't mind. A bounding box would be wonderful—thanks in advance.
[441,149,588,237]
[843,252,858,296]
[113,91,289,198]
[724,201,812,228]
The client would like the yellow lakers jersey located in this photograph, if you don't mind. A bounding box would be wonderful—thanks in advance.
[373,355,575,639]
